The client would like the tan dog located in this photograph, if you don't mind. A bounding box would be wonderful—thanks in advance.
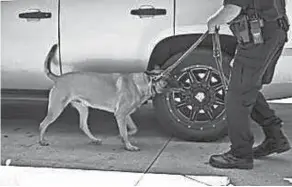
[39,45,168,151]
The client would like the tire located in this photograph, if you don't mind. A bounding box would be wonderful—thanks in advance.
[153,47,232,142]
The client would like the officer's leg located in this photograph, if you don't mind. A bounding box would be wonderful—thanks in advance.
[251,93,278,126]
[225,61,259,159]
[251,45,284,127]
[250,46,291,158]
[226,39,285,158]
[209,28,288,169]
[209,56,260,170]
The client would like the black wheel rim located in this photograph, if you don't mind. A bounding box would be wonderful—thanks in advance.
[165,65,227,130]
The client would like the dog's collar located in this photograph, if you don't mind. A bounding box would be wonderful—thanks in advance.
[145,73,157,96]
[150,78,157,96]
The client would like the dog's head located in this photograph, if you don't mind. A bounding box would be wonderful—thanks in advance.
[151,78,168,94]
[146,68,183,95]
[146,68,167,94]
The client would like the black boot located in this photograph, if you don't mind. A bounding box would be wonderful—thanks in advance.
[209,151,253,169]
[253,126,291,159]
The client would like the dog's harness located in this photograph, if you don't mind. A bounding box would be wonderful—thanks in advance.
[144,72,158,96]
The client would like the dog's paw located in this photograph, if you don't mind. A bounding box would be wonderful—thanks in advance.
[89,139,102,145]
[125,145,140,152]
[39,140,50,146]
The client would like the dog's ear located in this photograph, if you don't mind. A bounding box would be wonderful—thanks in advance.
[162,77,185,93]
[145,65,163,76]
[164,76,184,89]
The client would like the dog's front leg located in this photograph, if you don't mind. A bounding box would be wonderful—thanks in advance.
[115,114,140,151]
[126,115,138,136]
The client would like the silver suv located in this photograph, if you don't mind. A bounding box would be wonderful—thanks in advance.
[2,0,292,141]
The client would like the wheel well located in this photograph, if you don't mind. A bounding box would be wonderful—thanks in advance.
[147,34,237,71]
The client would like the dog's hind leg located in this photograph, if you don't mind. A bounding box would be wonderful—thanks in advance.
[115,114,140,151]
[126,115,138,136]
[71,101,102,145]
[39,113,59,146]
[39,91,68,146]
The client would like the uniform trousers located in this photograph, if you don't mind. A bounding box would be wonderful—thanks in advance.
[226,21,288,159]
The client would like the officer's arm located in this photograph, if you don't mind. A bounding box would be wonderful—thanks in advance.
[208,4,242,33]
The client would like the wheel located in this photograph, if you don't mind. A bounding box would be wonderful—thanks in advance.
[153,48,232,141]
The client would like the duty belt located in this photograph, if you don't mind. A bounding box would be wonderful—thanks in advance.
[264,17,290,32]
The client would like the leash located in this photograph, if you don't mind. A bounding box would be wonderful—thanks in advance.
[212,28,228,91]
[152,28,228,92]
[152,31,209,81]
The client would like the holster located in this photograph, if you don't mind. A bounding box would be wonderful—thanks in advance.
[229,15,251,44]
[229,14,264,45]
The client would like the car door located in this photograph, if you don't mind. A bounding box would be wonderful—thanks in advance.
[1,0,58,90]
[59,0,173,74]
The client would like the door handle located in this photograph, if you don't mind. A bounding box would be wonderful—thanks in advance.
[131,5,166,18]
[19,9,51,21]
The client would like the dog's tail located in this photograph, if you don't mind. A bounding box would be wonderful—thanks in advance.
[44,44,59,81]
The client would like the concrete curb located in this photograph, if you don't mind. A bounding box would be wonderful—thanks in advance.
[0,166,232,186]
[268,97,292,104]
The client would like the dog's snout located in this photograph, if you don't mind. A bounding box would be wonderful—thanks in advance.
[165,78,182,89]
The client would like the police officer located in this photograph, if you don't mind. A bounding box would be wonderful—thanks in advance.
[207,0,291,169]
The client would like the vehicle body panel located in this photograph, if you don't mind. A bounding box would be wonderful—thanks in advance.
[1,0,58,90]
[59,0,173,74]
[1,0,292,100]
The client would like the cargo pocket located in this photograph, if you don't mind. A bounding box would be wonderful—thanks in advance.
[240,64,263,108]
[240,65,257,92]
[229,61,261,104]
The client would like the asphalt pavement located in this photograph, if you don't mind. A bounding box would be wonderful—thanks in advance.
[1,100,292,186]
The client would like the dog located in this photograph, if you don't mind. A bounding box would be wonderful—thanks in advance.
[39,44,169,151]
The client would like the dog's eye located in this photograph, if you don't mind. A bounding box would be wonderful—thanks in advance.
[161,81,167,87]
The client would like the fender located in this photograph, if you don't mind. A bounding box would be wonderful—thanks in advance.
[147,25,237,71]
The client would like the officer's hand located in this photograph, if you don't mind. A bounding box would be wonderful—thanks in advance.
[207,17,218,34]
